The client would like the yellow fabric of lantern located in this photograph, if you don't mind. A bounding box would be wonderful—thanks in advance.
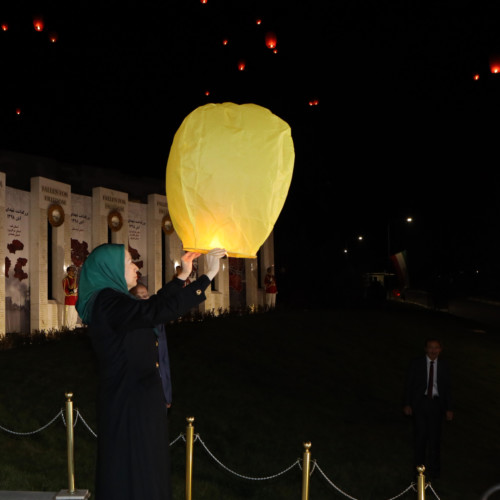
[166,102,294,258]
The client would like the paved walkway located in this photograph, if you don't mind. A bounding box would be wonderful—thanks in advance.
[0,493,56,500]
[0,492,90,500]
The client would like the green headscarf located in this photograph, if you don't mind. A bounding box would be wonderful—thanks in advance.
[76,244,129,325]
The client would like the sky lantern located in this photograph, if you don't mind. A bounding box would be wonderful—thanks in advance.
[49,31,58,43]
[222,38,228,45]
[200,0,207,4]
[256,19,262,25]
[489,55,500,74]
[1,24,8,31]
[473,74,480,81]
[15,108,21,115]
[166,102,295,258]
[237,59,246,71]
[265,32,277,49]
[33,17,44,31]
[205,90,210,96]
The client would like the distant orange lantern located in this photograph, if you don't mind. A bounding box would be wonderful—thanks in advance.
[256,19,262,25]
[200,0,207,3]
[265,32,277,49]
[473,74,480,81]
[489,55,500,74]
[15,108,21,115]
[238,60,246,71]
[222,39,228,46]
[308,99,319,106]
[1,23,8,31]
[33,17,44,31]
[205,90,210,96]
[49,31,58,43]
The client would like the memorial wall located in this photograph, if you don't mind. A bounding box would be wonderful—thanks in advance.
[0,169,274,334]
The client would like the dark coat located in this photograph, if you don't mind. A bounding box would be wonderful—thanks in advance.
[404,355,452,413]
[89,276,210,500]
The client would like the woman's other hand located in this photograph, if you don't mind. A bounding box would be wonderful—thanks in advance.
[205,248,227,281]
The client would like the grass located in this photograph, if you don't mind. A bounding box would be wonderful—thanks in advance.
[0,301,500,499]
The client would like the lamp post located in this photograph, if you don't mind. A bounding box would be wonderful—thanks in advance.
[387,217,413,259]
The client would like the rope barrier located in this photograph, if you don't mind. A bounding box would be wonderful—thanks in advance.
[0,409,63,436]
[195,433,301,481]
[0,406,442,499]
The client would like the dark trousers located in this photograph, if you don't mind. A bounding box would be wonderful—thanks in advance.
[413,396,443,478]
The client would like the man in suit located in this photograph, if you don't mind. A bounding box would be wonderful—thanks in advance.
[403,338,453,480]
[130,283,172,409]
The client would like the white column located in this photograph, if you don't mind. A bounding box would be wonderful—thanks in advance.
[92,187,129,251]
[30,177,71,332]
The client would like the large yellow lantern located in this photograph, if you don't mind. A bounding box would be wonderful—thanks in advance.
[166,102,294,258]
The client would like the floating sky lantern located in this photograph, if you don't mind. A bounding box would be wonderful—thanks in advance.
[15,108,21,115]
[256,19,262,25]
[200,0,207,4]
[33,17,44,31]
[237,59,246,71]
[222,39,228,45]
[308,99,319,106]
[473,74,480,81]
[166,102,295,258]
[48,31,58,42]
[1,23,8,31]
[489,55,500,74]
[205,90,210,96]
[265,32,277,49]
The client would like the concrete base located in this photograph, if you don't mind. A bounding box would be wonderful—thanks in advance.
[54,490,90,500]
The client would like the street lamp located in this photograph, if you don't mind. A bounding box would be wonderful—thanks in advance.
[387,217,413,259]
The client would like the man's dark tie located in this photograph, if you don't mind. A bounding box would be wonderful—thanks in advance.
[427,361,434,399]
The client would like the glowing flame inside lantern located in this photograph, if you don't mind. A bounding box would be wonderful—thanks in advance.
[1,24,8,31]
[238,60,246,71]
[166,102,295,258]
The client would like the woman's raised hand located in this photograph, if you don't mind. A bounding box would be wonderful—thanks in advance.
[178,251,202,280]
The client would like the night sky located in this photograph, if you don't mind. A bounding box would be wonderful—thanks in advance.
[1,0,500,300]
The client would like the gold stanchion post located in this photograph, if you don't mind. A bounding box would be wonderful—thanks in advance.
[55,393,90,500]
[186,416,195,500]
[417,465,426,500]
[301,442,311,500]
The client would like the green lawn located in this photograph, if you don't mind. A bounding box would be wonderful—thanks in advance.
[0,302,499,499]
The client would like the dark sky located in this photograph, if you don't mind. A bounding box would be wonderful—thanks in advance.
[2,0,500,291]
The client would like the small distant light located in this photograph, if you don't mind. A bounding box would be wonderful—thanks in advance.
[15,108,21,115]
[273,49,278,54]
[49,31,58,43]
[238,60,246,71]
[1,24,8,31]
[256,19,262,25]
[222,39,228,46]
[205,90,210,96]
[344,249,348,254]
[473,73,480,81]
[200,0,208,3]
[406,217,413,223]
[358,235,363,241]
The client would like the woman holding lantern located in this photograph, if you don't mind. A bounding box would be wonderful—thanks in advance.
[76,243,226,500]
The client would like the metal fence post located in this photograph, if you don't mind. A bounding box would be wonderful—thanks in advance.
[54,393,90,500]
[301,442,311,500]
[417,465,426,500]
[186,416,195,500]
